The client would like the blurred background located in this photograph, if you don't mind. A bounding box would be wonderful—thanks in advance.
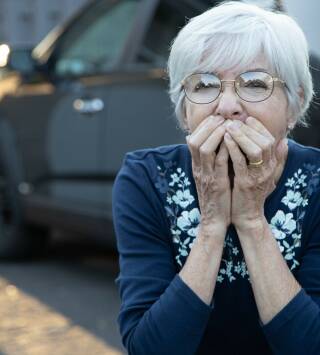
[0,1,318,354]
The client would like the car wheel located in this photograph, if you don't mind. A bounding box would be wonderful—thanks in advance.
[0,172,49,259]
[0,119,49,259]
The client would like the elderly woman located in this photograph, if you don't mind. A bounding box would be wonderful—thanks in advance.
[112,2,320,354]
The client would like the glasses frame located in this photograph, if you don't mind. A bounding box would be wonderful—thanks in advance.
[181,70,286,104]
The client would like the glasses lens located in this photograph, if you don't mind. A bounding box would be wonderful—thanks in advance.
[184,73,221,104]
[236,71,273,102]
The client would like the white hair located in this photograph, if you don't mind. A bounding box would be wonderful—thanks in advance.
[167,1,313,132]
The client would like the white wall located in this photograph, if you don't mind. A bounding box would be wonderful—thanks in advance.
[284,0,320,56]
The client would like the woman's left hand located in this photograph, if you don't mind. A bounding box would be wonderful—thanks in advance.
[223,116,288,232]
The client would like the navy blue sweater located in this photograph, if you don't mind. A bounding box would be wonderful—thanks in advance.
[112,139,320,355]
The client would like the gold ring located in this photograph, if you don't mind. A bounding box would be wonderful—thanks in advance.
[248,159,264,167]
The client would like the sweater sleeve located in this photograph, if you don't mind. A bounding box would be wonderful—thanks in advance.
[112,155,213,355]
[261,211,320,354]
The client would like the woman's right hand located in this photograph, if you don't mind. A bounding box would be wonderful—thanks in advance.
[186,115,231,244]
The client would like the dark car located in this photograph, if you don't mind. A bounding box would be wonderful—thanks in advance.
[0,0,318,259]
[0,0,219,258]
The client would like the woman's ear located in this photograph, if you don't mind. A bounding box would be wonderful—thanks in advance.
[285,87,304,133]
[287,120,296,131]
[181,101,190,133]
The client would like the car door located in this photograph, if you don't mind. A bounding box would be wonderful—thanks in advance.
[101,0,207,173]
[48,0,192,211]
[41,0,147,208]
[0,0,148,213]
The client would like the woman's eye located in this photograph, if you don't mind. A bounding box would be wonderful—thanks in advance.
[194,82,219,91]
[244,80,268,89]
[194,82,206,91]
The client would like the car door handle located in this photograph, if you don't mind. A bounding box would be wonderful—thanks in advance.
[73,98,105,114]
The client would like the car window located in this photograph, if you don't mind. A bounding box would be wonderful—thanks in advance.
[54,0,139,77]
[137,2,201,66]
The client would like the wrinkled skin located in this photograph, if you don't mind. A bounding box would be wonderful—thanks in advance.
[184,57,293,235]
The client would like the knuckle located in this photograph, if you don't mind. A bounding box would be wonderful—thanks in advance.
[199,145,211,157]
[193,170,201,182]
[216,125,226,135]
[251,155,260,162]
[215,154,226,166]
[240,180,250,189]
[256,176,266,185]
[236,157,246,166]
[246,116,255,124]
[192,164,201,175]
[201,174,215,185]
[252,148,262,160]
[259,141,269,151]
[270,157,277,167]
[188,138,197,150]
[269,136,276,145]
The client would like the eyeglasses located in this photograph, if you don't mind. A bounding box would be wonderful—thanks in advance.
[181,70,286,104]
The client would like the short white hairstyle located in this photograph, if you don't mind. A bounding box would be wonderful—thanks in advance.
[167,1,313,132]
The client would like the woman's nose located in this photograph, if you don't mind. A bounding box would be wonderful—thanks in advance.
[215,85,244,120]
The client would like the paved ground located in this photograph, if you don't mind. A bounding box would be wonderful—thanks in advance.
[0,235,126,355]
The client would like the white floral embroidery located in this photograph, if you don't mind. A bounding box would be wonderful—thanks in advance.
[155,162,320,279]
[169,168,185,188]
[171,228,181,243]
[296,170,307,186]
[269,166,320,270]
[277,241,284,253]
[270,211,296,239]
[281,190,303,210]
[219,260,236,283]
[177,209,200,237]
[216,233,250,283]
[172,189,195,208]
[285,178,295,188]
[217,275,224,283]
[183,177,191,187]
[232,247,239,256]
[156,165,199,266]
[169,173,180,186]
[234,261,249,278]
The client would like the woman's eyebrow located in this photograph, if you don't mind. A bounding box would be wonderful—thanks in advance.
[208,67,269,76]
[243,67,269,72]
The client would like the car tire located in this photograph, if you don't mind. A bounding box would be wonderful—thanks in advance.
[0,119,49,259]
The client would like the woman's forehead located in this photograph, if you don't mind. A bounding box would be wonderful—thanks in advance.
[211,56,273,77]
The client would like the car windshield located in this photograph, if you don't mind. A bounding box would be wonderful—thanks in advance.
[53,0,140,76]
